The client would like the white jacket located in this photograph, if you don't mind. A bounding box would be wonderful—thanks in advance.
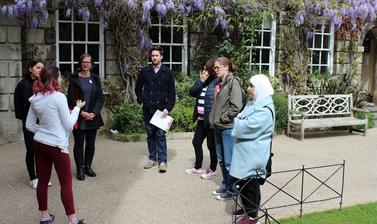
[26,91,80,154]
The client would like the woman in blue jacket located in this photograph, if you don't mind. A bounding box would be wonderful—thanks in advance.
[185,60,218,179]
[230,74,275,224]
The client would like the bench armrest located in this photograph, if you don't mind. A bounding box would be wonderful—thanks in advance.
[351,107,369,113]
[289,110,305,118]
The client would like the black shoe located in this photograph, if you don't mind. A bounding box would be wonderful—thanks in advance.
[84,166,96,177]
[233,208,244,215]
[77,167,85,181]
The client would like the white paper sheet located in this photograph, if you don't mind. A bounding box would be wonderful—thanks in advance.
[150,110,174,132]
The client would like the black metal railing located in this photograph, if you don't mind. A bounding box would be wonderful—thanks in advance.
[232,161,345,224]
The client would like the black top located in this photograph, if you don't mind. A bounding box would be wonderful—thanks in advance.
[67,73,104,130]
[14,75,34,121]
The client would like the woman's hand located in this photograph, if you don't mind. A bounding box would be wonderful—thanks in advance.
[199,70,209,82]
[76,100,86,109]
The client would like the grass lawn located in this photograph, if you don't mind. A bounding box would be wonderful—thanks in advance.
[278,201,377,224]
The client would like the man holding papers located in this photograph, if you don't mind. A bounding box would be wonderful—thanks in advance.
[135,47,176,173]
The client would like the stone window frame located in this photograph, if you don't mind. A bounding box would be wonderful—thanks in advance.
[250,19,276,76]
[307,19,334,75]
[149,15,188,74]
[55,10,105,79]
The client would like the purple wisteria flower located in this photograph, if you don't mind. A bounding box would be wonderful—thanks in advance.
[31,17,39,28]
[95,0,103,8]
[65,8,71,18]
[0,6,7,15]
[214,7,225,17]
[332,15,343,30]
[165,0,175,12]
[126,0,137,10]
[177,4,185,15]
[123,63,130,73]
[296,10,305,26]
[192,0,204,11]
[156,0,167,18]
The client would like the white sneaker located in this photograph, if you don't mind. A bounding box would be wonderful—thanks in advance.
[201,168,216,179]
[30,178,38,189]
[185,167,205,175]
[30,178,53,189]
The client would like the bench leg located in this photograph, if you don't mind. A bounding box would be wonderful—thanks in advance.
[364,123,368,136]
[287,123,291,137]
[300,125,304,141]
[348,127,352,133]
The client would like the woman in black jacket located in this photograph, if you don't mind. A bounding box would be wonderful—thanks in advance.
[67,53,104,181]
[14,59,47,189]
[185,60,218,179]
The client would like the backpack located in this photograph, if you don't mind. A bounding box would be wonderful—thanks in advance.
[258,106,274,185]
[230,77,247,110]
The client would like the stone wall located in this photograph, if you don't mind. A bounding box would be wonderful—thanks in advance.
[0,16,22,143]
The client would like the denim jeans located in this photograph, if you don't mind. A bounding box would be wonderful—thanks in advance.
[145,122,167,164]
[214,128,234,192]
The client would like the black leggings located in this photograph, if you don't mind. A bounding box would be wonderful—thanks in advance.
[192,120,217,171]
[22,121,37,180]
[237,178,261,218]
[73,129,97,169]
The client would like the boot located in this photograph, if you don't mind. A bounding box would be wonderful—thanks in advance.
[84,166,96,177]
[77,166,85,181]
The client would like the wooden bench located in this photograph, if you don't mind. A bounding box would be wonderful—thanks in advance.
[287,94,368,140]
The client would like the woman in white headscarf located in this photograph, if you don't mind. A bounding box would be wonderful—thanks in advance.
[230,74,275,224]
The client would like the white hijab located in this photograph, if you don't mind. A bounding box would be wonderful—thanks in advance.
[249,74,274,104]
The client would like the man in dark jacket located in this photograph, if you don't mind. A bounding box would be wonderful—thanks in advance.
[135,46,176,173]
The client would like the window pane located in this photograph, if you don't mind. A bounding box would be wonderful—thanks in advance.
[88,44,99,62]
[161,46,170,63]
[173,27,183,43]
[74,23,86,41]
[320,66,328,74]
[323,35,330,48]
[91,63,99,75]
[324,24,330,33]
[261,65,269,73]
[59,64,72,77]
[308,38,314,48]
[312,66,319,73]
[88,24,99,41]
[262,49,270,63]
[74,44,86,61]
[172,46,182,62]
[315,24,322,32]
[321,51,328,64]
[172,64,182,74]
[59,9,71,21]
[312,51,320,64]
[314,34,321,48]
[150,26,159,43]
[59,23,71,41]
[251,49,260,63]
[255,33,261,46]
[151,11,159,24]
[263,20,272,29]
[59,44,71,61]
[161,26,171,43]
[263,32,271,46]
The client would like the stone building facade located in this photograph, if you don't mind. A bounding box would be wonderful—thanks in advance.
[1,12,376,143]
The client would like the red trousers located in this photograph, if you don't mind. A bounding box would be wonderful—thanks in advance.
[33,141,75,215]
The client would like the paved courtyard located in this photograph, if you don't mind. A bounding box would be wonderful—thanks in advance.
[0,128,377,224]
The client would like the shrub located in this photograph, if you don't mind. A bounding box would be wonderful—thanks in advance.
[354,112,375,129]
[170,103,196,132]
[110,103,144,134]
[272,92,288,131]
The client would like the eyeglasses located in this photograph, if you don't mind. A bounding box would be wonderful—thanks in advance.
[214,66,222,70]
[82,61,91,64]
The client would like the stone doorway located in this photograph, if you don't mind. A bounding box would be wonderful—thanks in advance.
[361,28,377,105]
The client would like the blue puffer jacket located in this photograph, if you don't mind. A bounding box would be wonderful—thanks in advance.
[189,76,218,128]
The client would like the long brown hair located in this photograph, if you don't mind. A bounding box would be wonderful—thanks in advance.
[23,59,44,77]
